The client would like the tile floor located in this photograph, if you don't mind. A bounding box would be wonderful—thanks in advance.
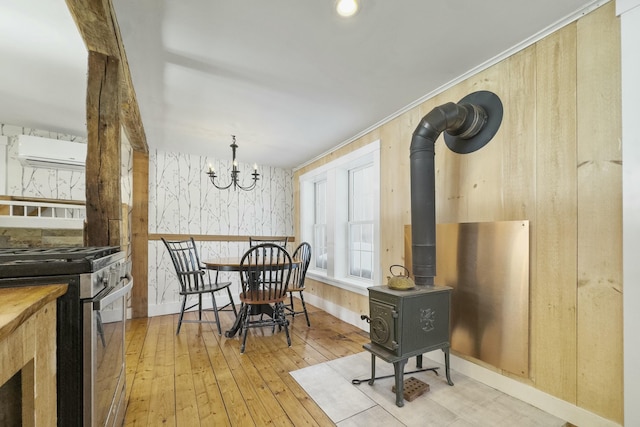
[291,352,568,427]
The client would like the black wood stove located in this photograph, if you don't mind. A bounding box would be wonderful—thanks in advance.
[361,90,503,406]
[362,285,453,407]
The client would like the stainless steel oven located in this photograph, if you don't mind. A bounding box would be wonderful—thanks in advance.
[0,247,132,427]
[84,264,132,427]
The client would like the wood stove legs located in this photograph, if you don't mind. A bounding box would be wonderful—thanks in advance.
[443,349,454,386]
[393,359,408,407]
[367,348,454,407]
[417,350,454,386]
[367,355,409,407]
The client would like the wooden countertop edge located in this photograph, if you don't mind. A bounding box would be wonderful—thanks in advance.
[0,284,68,342]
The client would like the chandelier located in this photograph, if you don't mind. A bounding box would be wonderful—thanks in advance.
[206,135,260,191]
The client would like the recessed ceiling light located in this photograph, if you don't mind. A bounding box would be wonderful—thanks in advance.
[336,0,359,18]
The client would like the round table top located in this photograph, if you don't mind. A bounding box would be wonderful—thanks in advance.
[203,257,301,272]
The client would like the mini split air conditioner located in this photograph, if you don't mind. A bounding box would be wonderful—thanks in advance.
[17,135,86,171]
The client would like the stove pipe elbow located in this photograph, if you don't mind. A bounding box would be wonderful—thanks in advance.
[409,100,490,286]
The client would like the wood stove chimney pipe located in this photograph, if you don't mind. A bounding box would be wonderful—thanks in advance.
[409,91,503,286]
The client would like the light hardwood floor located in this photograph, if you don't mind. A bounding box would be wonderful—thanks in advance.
[124,299,369,426]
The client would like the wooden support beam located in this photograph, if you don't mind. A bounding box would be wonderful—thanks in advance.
[131,151,149,318]
[68,0,149,315]
[65,0,148,152]
[86,51,122,247]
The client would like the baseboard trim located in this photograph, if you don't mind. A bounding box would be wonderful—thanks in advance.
[148,293,236,318]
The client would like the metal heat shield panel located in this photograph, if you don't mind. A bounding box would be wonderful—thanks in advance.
[405,221,530,377]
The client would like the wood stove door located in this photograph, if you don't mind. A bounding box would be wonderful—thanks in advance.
[369,299,397,352]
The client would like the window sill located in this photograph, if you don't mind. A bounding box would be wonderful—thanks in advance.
[306,271,372,296]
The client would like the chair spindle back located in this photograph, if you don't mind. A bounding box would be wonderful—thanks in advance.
[240,243,292,303]
[162,237,205,293]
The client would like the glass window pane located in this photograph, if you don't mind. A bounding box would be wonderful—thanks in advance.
[350,251,361,276]
[313,180,327,270]
[349,165,373,222]
[363,223,373,244]
[347,163,375,280]
[314,224,327,270]
[315,180,326,224]
[350,224,360,250]
[361,251,373,279]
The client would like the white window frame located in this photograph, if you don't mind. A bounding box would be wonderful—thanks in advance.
[313,180,327,270]
[347,164,374,280]
[299,140,380,295]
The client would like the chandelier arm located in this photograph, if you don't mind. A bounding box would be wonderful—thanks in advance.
[206,135,260,191]
[234,172,260,191]
[234,180,258,191]
[208,172,235,190]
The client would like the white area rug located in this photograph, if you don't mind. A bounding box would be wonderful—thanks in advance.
[290,352,567,427]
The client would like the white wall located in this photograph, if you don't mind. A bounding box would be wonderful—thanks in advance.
[147,148,294,315]
[618,1,640,426]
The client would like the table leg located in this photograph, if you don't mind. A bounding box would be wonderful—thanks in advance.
[254,303,273,317]
[225,303,246,338]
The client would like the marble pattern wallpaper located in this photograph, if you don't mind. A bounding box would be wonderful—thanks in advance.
[147,149,294,314]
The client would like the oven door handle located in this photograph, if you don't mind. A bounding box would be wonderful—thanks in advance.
[93,276,133,311]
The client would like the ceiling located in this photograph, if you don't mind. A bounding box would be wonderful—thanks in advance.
[1,0,602,170]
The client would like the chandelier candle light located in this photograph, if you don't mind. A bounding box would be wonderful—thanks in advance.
[207,135,260,191]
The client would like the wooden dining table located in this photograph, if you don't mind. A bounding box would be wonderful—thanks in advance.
[203,257,301,338]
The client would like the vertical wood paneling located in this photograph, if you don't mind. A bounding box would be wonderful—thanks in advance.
[379,109,419,270]
[294,3,621,422]
[501,48,537,222]
[459,66,505,222]
[502,46,539,384]
[304,278,368,318]
[532,23,581,401]
[379,116,403,272]
[534,23,578,401]
[575,2,623,422]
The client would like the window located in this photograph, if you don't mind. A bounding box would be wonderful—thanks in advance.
[299,140,380,294]
[348,165,374,279]
[314,180,327,270]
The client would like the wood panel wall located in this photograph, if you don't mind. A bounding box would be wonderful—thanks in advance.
[575,5,623,418]
[293,3,622,423]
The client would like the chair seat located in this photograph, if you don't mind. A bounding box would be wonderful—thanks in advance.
[239,291,286,305]
[180,280,232,296]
